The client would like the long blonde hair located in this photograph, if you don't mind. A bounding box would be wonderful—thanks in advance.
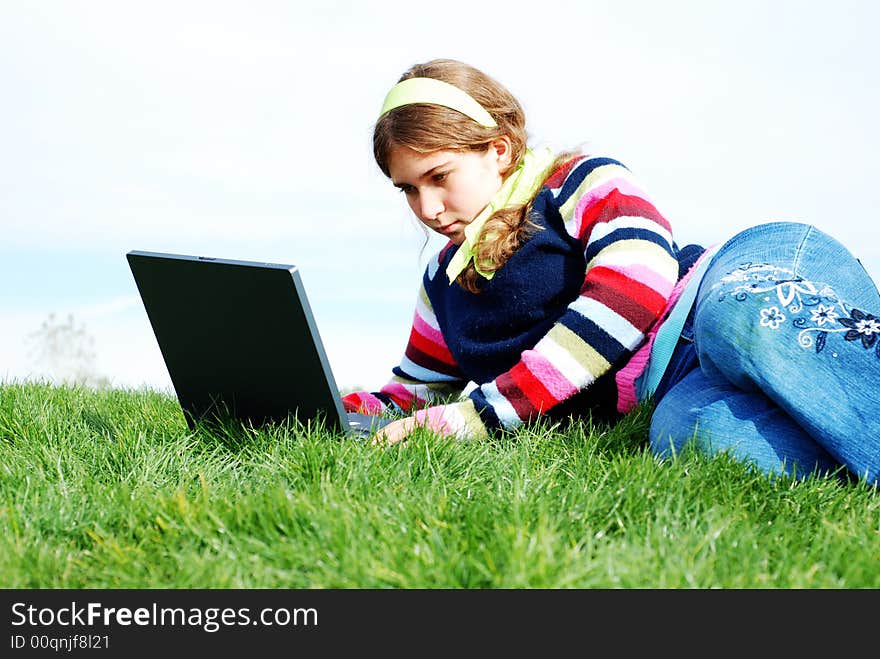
[373,59,576,292]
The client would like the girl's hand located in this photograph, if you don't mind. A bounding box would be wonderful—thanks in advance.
[371,416,419,447]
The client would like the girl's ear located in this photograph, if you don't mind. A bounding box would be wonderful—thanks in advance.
[490,136,513,173]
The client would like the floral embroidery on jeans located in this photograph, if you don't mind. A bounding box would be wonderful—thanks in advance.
[714,262,880,359]
[760,306,786,329]
[838,308,880,349]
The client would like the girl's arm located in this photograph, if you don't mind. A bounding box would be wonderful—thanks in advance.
[342,283,467,415]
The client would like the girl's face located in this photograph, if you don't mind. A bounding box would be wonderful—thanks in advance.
[387,139,512,245]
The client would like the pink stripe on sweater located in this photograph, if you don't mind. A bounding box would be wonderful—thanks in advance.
[602,263,676,299]
[379,382,422,410]
[521,349,579,401]
[412,311,446,347]
[413,406,454,435]
[571,178,650,235]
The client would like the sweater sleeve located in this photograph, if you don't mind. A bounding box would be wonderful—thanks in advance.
[421,156,680,437]
[342,281,468,415]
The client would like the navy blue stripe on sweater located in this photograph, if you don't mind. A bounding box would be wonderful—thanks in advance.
[558,312,626,363]
[552,156,627,203]
[585,227,675,263]
[468,388,502,430]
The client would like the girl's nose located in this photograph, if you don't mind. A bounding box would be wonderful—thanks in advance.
[418,190,444,222]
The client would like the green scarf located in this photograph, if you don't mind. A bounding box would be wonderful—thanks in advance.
[445,146,557,284]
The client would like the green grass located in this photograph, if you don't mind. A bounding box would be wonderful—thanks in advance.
[1,380,877,588]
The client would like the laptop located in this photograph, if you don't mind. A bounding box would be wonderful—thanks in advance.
[126,250,393,439]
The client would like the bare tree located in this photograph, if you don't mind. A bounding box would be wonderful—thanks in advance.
[26,312,110,388]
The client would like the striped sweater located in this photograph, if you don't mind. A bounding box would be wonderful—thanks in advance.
[343,155,682,439]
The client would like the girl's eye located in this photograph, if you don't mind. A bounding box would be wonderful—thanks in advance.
[433,172,448,183]
[398,185,415,195]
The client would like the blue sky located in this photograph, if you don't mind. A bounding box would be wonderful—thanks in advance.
[2,0,879,393]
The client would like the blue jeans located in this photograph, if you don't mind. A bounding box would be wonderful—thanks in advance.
[649,222,880,484]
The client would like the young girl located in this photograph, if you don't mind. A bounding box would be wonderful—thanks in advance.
[343,58,880,486]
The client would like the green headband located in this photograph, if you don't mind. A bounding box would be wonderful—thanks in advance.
[378,77,498,128]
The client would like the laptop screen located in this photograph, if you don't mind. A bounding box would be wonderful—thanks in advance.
[126,250,350,433]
